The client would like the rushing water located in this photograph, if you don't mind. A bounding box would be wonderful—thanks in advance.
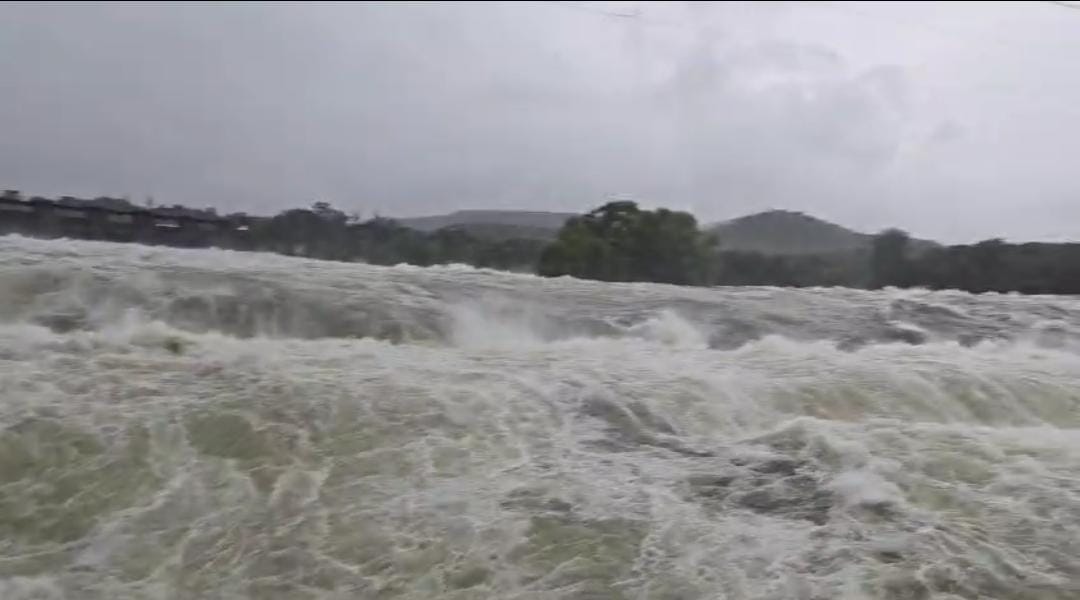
[2,235,1080,600]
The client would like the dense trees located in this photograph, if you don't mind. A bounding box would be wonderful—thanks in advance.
[538,202,716,285]
[869,228,912,288]
[249,201,1080,294]
[5,192,1079,294]
[906,239,1080,295]
[711,250,866,287]
[537,201,870,287]
[244,205,547,270]
[537,204,1080,295]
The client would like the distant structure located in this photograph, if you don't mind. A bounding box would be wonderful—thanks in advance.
[0,190,258,249]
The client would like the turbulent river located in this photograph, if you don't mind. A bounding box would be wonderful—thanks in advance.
[2,236,1080,600]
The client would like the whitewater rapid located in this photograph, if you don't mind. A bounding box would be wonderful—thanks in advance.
[2,235,1080,600]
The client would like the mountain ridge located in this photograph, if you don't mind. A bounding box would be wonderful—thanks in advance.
[392,208,929,254]
[707,209,871,255]
[394,210,576,239]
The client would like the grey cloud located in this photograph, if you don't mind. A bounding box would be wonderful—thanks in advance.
[1,2,1079,241]
[652,39,910,219]
[929,120,964,145]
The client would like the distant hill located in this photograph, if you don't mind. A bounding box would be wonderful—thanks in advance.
[394,210,575,240]
[708,210,936,256]
[708,210,870,255]
[393,207,935,253]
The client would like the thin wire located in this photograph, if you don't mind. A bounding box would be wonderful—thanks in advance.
[813,1,1049,53]
[809,1,1080,118]
[1042,0,1080,10]
[536,0,1080,120]
[541,1,1080,45]
[538,1,691,29]
[541,1,639,20]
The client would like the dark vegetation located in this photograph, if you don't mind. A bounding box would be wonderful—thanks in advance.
[241,202,547,270]
[394,209,575,239]
[541,203,1080,294]
[537,201,714,285]
[3,190,1079,294]
[868,229,1080,295]
[0,192,546,271]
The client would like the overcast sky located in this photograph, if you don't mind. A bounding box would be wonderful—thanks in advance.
[2,1,1080,242]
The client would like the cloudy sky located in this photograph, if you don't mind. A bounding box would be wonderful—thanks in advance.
[2,1,1080,242]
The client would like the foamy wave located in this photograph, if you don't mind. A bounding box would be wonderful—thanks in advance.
[3,236,1080,599]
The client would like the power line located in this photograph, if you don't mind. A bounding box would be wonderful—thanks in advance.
[814,2,1080,119]
[541,1,639,20]
[1042,1,1080,11]
[538,1,691,30]
[535,1,1080,120]
[813,1,1052,53]
[541,1,1080,45]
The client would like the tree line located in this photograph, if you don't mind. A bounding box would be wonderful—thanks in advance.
[0,192,548,271]
[538,201,1080,295]
[5,193,1078,294]
[243,202,547,271]
[868,229,1080,295]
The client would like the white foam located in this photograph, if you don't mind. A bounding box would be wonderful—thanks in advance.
[621,309,709,349]
[447,301,549,349]
[2,236,1080,599]
[827,470,906,510]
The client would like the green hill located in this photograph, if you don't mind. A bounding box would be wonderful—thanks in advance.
[709,210,871,255]
[394,210,574,240]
